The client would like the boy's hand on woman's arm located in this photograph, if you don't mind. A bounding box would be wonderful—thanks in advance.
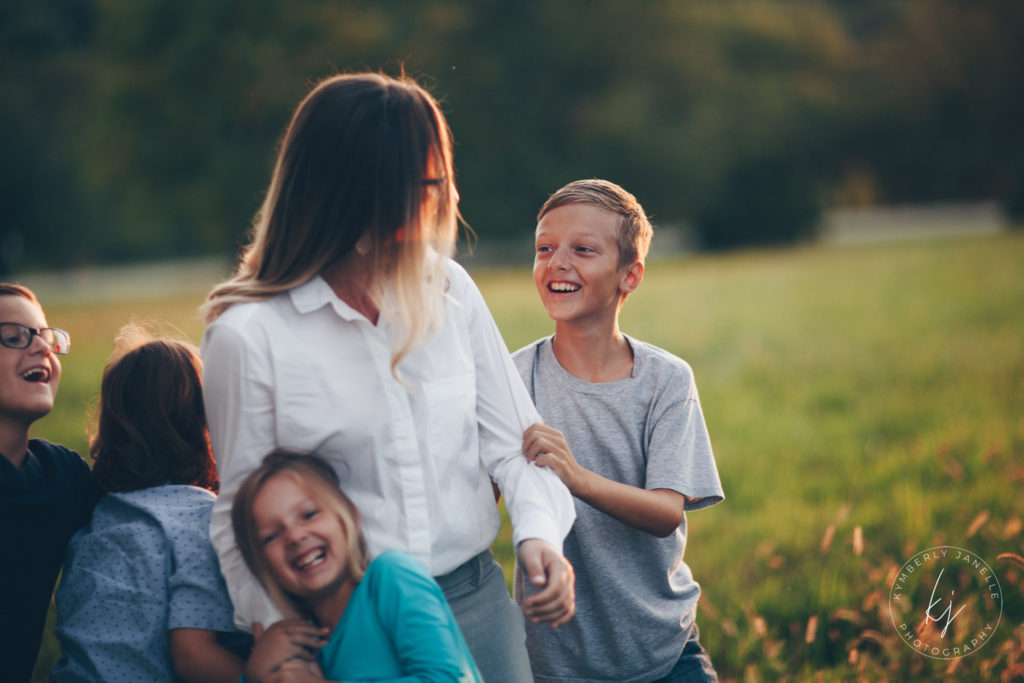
[523,422,685,538]
[523,423,587,494]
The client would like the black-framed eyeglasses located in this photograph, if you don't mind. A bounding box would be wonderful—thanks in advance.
[0,322,71,355]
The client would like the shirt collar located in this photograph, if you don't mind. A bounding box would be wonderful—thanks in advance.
[288,275,365,321]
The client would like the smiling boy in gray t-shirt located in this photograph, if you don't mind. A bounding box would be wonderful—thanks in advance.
[515,179,724,683]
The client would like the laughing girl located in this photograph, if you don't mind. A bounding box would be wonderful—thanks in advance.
[232,451,481,683]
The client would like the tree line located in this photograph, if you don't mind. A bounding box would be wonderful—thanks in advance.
[2,0,1021,272]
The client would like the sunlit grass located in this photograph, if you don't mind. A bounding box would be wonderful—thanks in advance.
[27,232,1024,680]
[476,233,1024,680]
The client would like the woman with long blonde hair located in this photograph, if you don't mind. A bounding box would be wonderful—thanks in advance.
[201,72,575,682]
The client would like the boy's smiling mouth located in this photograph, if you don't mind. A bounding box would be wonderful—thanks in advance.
[548,281,580,293]
[21,367,51,383]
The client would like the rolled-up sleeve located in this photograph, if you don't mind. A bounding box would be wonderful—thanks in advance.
[458,267,575,551]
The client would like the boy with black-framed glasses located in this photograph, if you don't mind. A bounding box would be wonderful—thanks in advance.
[0,282,97,682]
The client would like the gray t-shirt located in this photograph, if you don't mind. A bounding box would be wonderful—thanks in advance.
[513,335,724,683]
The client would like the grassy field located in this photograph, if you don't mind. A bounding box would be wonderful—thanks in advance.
[26,232,1024,681]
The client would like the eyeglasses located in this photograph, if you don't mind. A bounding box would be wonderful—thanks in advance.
[0,322,71,355]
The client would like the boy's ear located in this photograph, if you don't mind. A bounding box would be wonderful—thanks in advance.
[619,260,644,295]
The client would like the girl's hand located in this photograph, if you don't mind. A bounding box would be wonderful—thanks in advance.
[244,619,330,682]
[264,659,331,683]
[523,423,586,494]
[517,538,576,628]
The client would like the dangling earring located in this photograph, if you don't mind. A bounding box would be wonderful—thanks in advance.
[355,235,371,256]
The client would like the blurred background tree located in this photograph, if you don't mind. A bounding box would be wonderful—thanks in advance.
[2,0,1021,271]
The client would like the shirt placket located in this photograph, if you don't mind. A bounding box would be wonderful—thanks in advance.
[363,320,432,565]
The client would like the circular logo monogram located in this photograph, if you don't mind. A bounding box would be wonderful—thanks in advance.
[889,546,1003,659]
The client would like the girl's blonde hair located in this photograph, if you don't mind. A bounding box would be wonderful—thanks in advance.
[231,450,370,620]
[202,72,459,374]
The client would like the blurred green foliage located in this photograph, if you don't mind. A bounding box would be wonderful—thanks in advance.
[3,0,1023,271]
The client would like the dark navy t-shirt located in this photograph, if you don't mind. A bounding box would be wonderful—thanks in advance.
[0,439,96,683]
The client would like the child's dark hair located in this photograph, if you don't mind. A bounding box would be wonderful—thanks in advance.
[90,325,217,493]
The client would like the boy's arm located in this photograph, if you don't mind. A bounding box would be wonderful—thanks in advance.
[523,423,685,538]
[169,629,244,683]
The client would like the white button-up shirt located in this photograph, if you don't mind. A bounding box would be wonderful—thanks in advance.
[201,259,574,629]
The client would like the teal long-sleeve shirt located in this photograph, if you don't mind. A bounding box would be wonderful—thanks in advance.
[318,551,482,682]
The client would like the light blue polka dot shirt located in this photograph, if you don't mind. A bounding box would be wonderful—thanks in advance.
[50,485,241,682]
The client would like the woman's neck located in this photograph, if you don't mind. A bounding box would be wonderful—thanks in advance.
[550,322,634,383]
[320,255,380,325]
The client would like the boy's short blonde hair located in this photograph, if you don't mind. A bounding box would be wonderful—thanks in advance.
[537,179,653,267]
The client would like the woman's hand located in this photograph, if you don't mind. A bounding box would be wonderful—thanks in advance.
[517,538,576,628]
[244,619,330,682]
[522,423,587,495]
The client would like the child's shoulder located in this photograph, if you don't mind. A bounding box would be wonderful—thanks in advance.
[29,437,83,460]
[19,440,96,520]
[369,550,431,578]
[625,336,702,403]
[511,336,550,384]
[363,551,441,602]
[95,485,211,524]
[27,438,90,477]
[512,336,549,365]
[110,484,215,512]
[626,336,694,378]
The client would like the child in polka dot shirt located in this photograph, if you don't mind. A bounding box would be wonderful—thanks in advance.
[50,327,249,682]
